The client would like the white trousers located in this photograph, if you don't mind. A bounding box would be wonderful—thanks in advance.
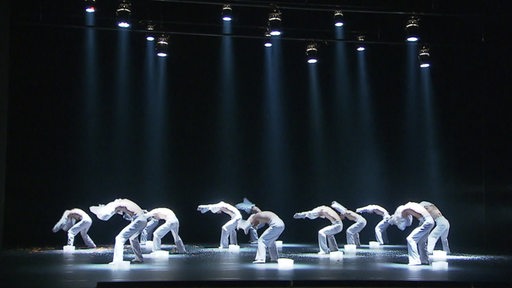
[318,222,342,253]
[220,217,240,248]
[346,219,367,246]
[140,219,159,243]
[249,227,259,243]
[113,214,147,262]
[67,219,96,248]
[255,220,285,262]
[406,216,434,265]
[142,219,186,253]
[375,219,390,245]
[427,216,450,254]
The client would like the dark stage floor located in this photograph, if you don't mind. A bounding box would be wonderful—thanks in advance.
[1,243,511,288]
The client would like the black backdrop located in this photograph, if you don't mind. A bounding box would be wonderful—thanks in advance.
[4,0,512,254]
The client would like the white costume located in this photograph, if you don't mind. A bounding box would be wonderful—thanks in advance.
[420,201,450,254]
[235,198,262,243]
[52,208,96,248]
[294,205,342,254]
[332,201,367,246]
[247,224,262,243]
[389,202,434,265]
[356,204,391,245]
[90,198,148,263]
[239,211,285,263]
[197,201,242,248]
[141,208,186,253]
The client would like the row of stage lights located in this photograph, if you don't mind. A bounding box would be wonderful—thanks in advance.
[83,0,431,67]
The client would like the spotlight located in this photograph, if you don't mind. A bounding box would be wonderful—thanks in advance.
[156,35,169,57]
[84,0,96,13]
[116,0,132,28]
[268,7,282,36]
[418,45,431,68]
[306,42,318,64]
[264,31,272,48]
[222,4,233,22]
[356,35,365,51]
[146,23,155,41]
[334,10,344,27]
[405,16,420,42]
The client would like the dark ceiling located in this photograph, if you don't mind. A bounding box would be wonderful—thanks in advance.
[10,0,508,47]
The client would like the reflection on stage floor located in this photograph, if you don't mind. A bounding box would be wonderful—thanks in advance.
[1,243,511,288]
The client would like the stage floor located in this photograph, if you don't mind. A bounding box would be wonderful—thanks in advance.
[1,243,511,288]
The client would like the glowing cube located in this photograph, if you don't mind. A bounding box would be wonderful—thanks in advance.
[150,250,169,259]
[329,251,344,261]
[432,250,447,261]
[432,261,449,270]
[228,244,240,252]
[63,245,75,253]
[277,258,294,269]
[344,244,357,253]
[369,241,380,248]
[109,260,131,270]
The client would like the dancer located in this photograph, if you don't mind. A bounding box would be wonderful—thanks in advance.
[331,201,367,246]
[356,204,391,245]
[235,198,262,244]
[389,202,434,265]
[294,205,343,254]
[197,201,242,248]
[238,210,285,263]
[141,207,186,253]
[52,208,96,248]
[420,201,450,254]
[90,198,148,263]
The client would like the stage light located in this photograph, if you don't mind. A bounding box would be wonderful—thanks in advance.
[84,0,96,13]
[306,42,318,64]
[334,10,344,27]
[268,7,282,36]
[356,35,366,51]
[146,23,155,41]
[156,35,169,57]
[222,4,233,21]
[418,45,431,68]
[405,16,420,42]
[264,31,272,48]
[116,0,131,28]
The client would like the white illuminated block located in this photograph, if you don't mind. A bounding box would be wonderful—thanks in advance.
[432,250,447,261]
[109,260,131,270]
[329,251,344,261]
[344,244,357,253]
[275,240,283,248]
[150,250,169,259]
[432,261,449,270]
[369,241,380,248]
[228,244,240,252]
[277,258,294,269]
[63,245,75,253]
